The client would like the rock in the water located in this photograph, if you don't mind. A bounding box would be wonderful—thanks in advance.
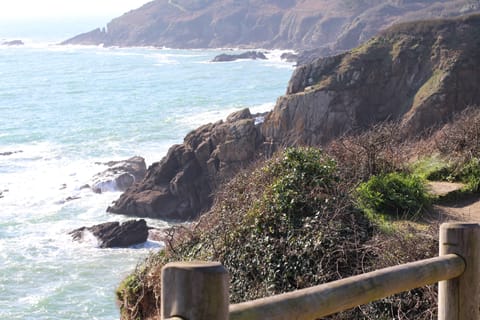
[280,52,298,63]
[0,150,23,156]
[65,196,81,202]
[212,51,267,62]
[91,156,146,193]
[108,108,261,221]
[2,40,24,46]
[69,219,149,248]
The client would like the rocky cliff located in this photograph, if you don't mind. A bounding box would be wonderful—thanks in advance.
[109,14,480,221]
[107,109,262,220]
[262,14,480,146]
[63,0,480,52]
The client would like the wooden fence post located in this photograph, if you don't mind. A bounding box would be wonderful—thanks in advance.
[161,261,229,320]
[439,223,480,320]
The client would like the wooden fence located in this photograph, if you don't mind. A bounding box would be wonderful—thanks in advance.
[160,223,480,320]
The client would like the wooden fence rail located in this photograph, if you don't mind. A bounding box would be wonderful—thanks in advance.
[161,223,480,320]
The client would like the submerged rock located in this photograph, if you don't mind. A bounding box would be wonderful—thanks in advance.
[212,51,267,62]
[70,219,149,248]
[91,156,146,193]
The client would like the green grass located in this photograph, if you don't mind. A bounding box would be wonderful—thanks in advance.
[410,156,480,192]
[410,155,453,181]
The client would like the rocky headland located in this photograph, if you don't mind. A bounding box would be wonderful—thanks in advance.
[63,0,480,56]
[108,14,480,222]
[107,109,262,220]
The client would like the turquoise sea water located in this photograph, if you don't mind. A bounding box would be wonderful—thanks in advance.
[0,43,293,319]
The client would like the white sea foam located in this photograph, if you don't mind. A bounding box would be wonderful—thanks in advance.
[152,53,180,65]
[250,102,276,114]
[77,230,101,248]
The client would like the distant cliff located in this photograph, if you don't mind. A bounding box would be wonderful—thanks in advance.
[108,14,480,221]
[63,0,480,52]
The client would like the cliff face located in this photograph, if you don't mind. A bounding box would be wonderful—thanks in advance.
[63,0,480,51]
[109,15,480,221]
[262,14,480,146]
[107,109,262,220]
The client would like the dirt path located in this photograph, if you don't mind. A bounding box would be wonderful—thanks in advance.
[428,182,480,222]
[435,200,480,222]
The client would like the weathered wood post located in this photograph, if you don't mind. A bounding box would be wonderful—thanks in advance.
[161,261,229,320]
[439,223,480,320]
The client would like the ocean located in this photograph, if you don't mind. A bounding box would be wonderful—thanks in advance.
[0,43,293,319]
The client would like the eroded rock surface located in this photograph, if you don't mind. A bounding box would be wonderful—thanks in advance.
[262,14,480,147]
[108,109,261,220]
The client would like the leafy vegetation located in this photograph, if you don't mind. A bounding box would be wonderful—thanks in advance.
[455,158,480,192]
[118,107,480,320]
[117,146,440,319]
[117,148,374,308]
[413,107,480,193]
[356,172,431,220]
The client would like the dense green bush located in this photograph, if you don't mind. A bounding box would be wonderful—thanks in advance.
[221,148,372,301]
[356,172,431,219]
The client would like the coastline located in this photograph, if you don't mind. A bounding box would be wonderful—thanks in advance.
[0,45,294,319]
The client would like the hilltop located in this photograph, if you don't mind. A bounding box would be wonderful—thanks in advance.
[63,0,480,52]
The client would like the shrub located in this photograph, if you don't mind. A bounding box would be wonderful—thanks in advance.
[434,106,480,161]
[356,172,431,219]
[457,157,480,192]
[327,121,409,181]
